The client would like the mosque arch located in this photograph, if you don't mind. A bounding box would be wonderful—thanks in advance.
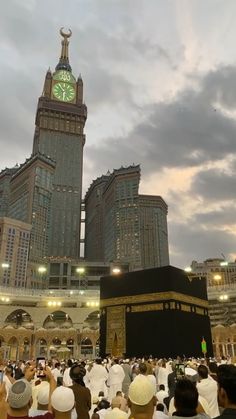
[5,309,34,330]
[84,310,100,330]
[43,311,73,329]
[66,338,75,356]
[36,338,48,357]
[81,337,93,355]
[52,337,61,347]
[22,337,30,360]
[8,337,18,360]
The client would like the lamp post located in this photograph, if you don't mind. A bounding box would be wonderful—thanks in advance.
[38,265,47,288]
[220,261,229,286]
[76,267,87,290]
[1,262,10,285]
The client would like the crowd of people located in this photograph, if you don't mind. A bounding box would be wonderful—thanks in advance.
[0,355,235,419]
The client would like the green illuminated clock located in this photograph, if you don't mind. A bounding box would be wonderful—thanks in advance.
[52,82,76,102]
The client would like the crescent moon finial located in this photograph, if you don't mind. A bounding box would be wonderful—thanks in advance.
[60,27,72,39]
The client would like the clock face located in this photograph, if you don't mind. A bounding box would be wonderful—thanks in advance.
[52,82,76,102]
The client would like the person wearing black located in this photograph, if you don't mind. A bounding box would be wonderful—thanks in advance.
[173,379,210,419]
[163,362,177,409]
[215,364,236,419]
[208,362,218,382]
[70,363,91,419]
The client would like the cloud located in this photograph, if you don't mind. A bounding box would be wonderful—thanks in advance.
[169,221,236,267]
[85,65,236,184]
[194,206,236,226]
[191,167,236,202]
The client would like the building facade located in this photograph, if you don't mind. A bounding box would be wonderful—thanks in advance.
[9,154,55,264]
[139,195,169,268]
[190,258,236,286]
[32,29,87,259]
[189,258,236,359]
[208,284,236,359]
[0,217,31,288]
[83,176,108,262]
[46,259,111,289]
[0,287,99,360]
[0,167,18,217]
[85,165,169,270]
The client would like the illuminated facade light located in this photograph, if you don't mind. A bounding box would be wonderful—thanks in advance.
[1,263,10,269]
[184,267,192,273]
[214,274,221,281]
[219,294,229,301]
[86,301,99,307]
[38,266,47,273]
[112,268,121,274]
[76,267,85,274]
[1,297,10,303]
[220,261,228,266]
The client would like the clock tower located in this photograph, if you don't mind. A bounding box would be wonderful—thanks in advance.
[33,29,87,258]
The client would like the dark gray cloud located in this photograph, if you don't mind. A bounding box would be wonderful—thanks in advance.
[194,206,236,225]
[169,222,236,267]
[85,65,236,179]
[201,66,236,110]
[191,167,236,202]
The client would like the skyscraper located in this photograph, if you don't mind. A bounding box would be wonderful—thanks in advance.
[0,217,31,288]
[9,154,55,263]
[33,29,87,258]
[85,165,169,270]
[139,195,169,268]
[0,167,19,217]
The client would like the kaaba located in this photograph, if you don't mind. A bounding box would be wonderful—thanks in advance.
[100,266,213,358]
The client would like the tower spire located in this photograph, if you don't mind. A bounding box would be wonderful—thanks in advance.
[55,27,72,72]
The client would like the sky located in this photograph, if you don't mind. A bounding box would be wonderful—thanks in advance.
[0,0,236,268]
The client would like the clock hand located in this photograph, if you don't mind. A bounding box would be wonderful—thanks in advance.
[59,84,65,93]
[62,91,66,100]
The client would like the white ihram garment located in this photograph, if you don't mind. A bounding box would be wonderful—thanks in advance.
[157,367,169,391]
[197,376,219,418]
[107,364,125,401]
[88,363,108,397]
[63,367,73,387]
[104,407,128,419]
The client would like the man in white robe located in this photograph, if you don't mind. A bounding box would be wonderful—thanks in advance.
[63,359,73,387]
[197,365,219,418]
[107,359,125,401]
[88,358,108,398]
[157,361,169,392]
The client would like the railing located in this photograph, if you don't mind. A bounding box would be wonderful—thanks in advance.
[208,282,236,291]
[0,286,99,298]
